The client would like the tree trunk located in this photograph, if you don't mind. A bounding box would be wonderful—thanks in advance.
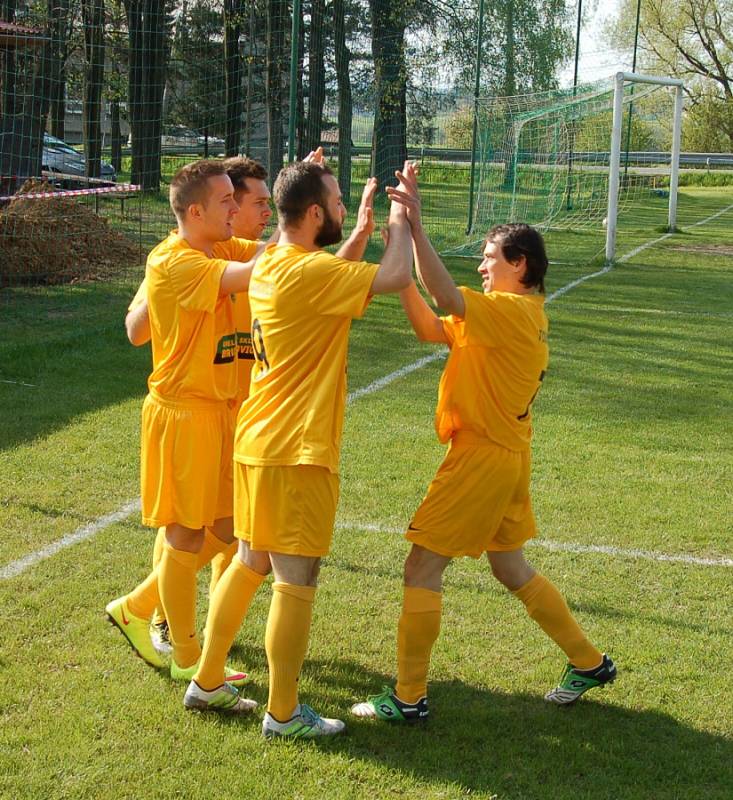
[266,0,286,181]
[296,7,306,159]
[501,0,516,190]
[123,0,170,190]
[304,0,325,153]
[224,0,244,156]
[0,12,52,194]
[82,0,105,179]
[110,99,122,172]
[370,0,407,190]
[0,0,18,119]
[503,0,516,97]
[48,0,69,140]
[244,0,255,154]
[333,0,351,201]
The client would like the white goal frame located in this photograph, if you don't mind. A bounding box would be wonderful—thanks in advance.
[606,71,684,262]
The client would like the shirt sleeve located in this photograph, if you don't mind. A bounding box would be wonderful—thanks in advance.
[460,286,502,347]
[213,237,259,263]
[128,279,147,312]
[166,251,229,313]
[301,252,380,318]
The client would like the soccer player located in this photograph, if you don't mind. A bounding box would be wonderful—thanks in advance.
[106,160,263,705]
[182,160,417,734]
[351,164,616,723]
[123,157,273,656]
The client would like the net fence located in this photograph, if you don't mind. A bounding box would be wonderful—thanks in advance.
[0,2,726,305]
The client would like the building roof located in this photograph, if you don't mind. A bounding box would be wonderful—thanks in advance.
[0,20,47,49]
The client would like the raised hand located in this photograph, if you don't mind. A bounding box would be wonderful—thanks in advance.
[354,177,377,239]
[386,161,422,229]
[302,146,325,165]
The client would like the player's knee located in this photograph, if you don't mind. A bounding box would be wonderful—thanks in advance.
[238,541,271,576]
[487,551,534,591]
[404,545,448,590]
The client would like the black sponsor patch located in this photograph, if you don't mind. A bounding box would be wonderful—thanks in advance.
[214,333,237,364]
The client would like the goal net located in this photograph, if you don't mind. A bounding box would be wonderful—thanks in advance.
[449,73,683,263]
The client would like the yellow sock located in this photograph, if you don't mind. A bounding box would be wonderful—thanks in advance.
[158,543,201,668]
[194,558,266,690]
[395,586,442,704]
[513,574,602,670]
[265,582,315,721]
[151,527,166,626]
[126,569,160,620]
[209,541,237,596]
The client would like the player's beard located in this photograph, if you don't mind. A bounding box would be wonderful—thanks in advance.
[315,207,343,248]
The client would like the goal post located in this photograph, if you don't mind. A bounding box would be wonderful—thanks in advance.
[606,72,684,262]
[447,73,685,264]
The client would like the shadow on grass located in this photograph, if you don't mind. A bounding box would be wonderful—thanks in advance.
[0,280,150,452]
[206,653,732,799]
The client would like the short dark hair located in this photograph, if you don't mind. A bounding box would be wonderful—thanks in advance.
[273,161,334,227]
[223,156,268,194]
[169,160,228,219]
[485,223,549,293]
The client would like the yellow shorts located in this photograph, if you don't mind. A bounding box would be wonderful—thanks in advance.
[140,393,235,530]
[234,463,339,557]
[406,432,536,559]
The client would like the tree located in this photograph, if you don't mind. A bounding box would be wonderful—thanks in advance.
[48,0,71,140]
[266,0,286,180]
[333,0,352,200]
[123,0,171,190]
[439,0,572,96]
[224,0,245,156]
[369,0,408,189]
[106,0,128,173]
[1,0,19,118]
[304,0,326,153]
[609,0,733,148]
[82,0,105,179]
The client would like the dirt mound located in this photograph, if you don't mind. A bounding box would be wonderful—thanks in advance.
[0,180,142,285]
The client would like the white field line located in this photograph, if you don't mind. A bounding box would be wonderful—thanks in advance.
[0,499,142,580]
[346,351,445,402]
[554,303,733,319]
[0,379,38,388]
[4,202,733,581]
[335,521,733,569]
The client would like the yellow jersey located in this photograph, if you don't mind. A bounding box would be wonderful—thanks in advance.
[143,232,258,402]
[437,287,549,451]
[234,243,379,472]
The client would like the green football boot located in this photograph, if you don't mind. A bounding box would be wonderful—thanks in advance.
[544,654,617,705]
[350,686,428,723]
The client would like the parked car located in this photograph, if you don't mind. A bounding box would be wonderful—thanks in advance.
[159,126,225,153]
[42,133,117,186]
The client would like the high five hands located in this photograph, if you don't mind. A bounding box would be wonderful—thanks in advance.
[387,161,422,230]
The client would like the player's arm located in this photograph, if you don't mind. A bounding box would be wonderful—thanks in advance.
[125,299,151,346]
[387,164,465,318]
[337,178,376,262]
[369,165,415,295]
[399,281,448,343]
[218,241,267,296]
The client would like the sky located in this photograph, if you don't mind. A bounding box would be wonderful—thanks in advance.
[558,0,631,88]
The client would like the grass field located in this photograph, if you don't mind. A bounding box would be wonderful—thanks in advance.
[1,187,732,799]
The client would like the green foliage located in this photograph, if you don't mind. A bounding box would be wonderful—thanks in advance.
[445,106,473,149]
[676,171,733,187]
[608,0,733,148]
[683,93,733,152]
[167,2,227,136]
